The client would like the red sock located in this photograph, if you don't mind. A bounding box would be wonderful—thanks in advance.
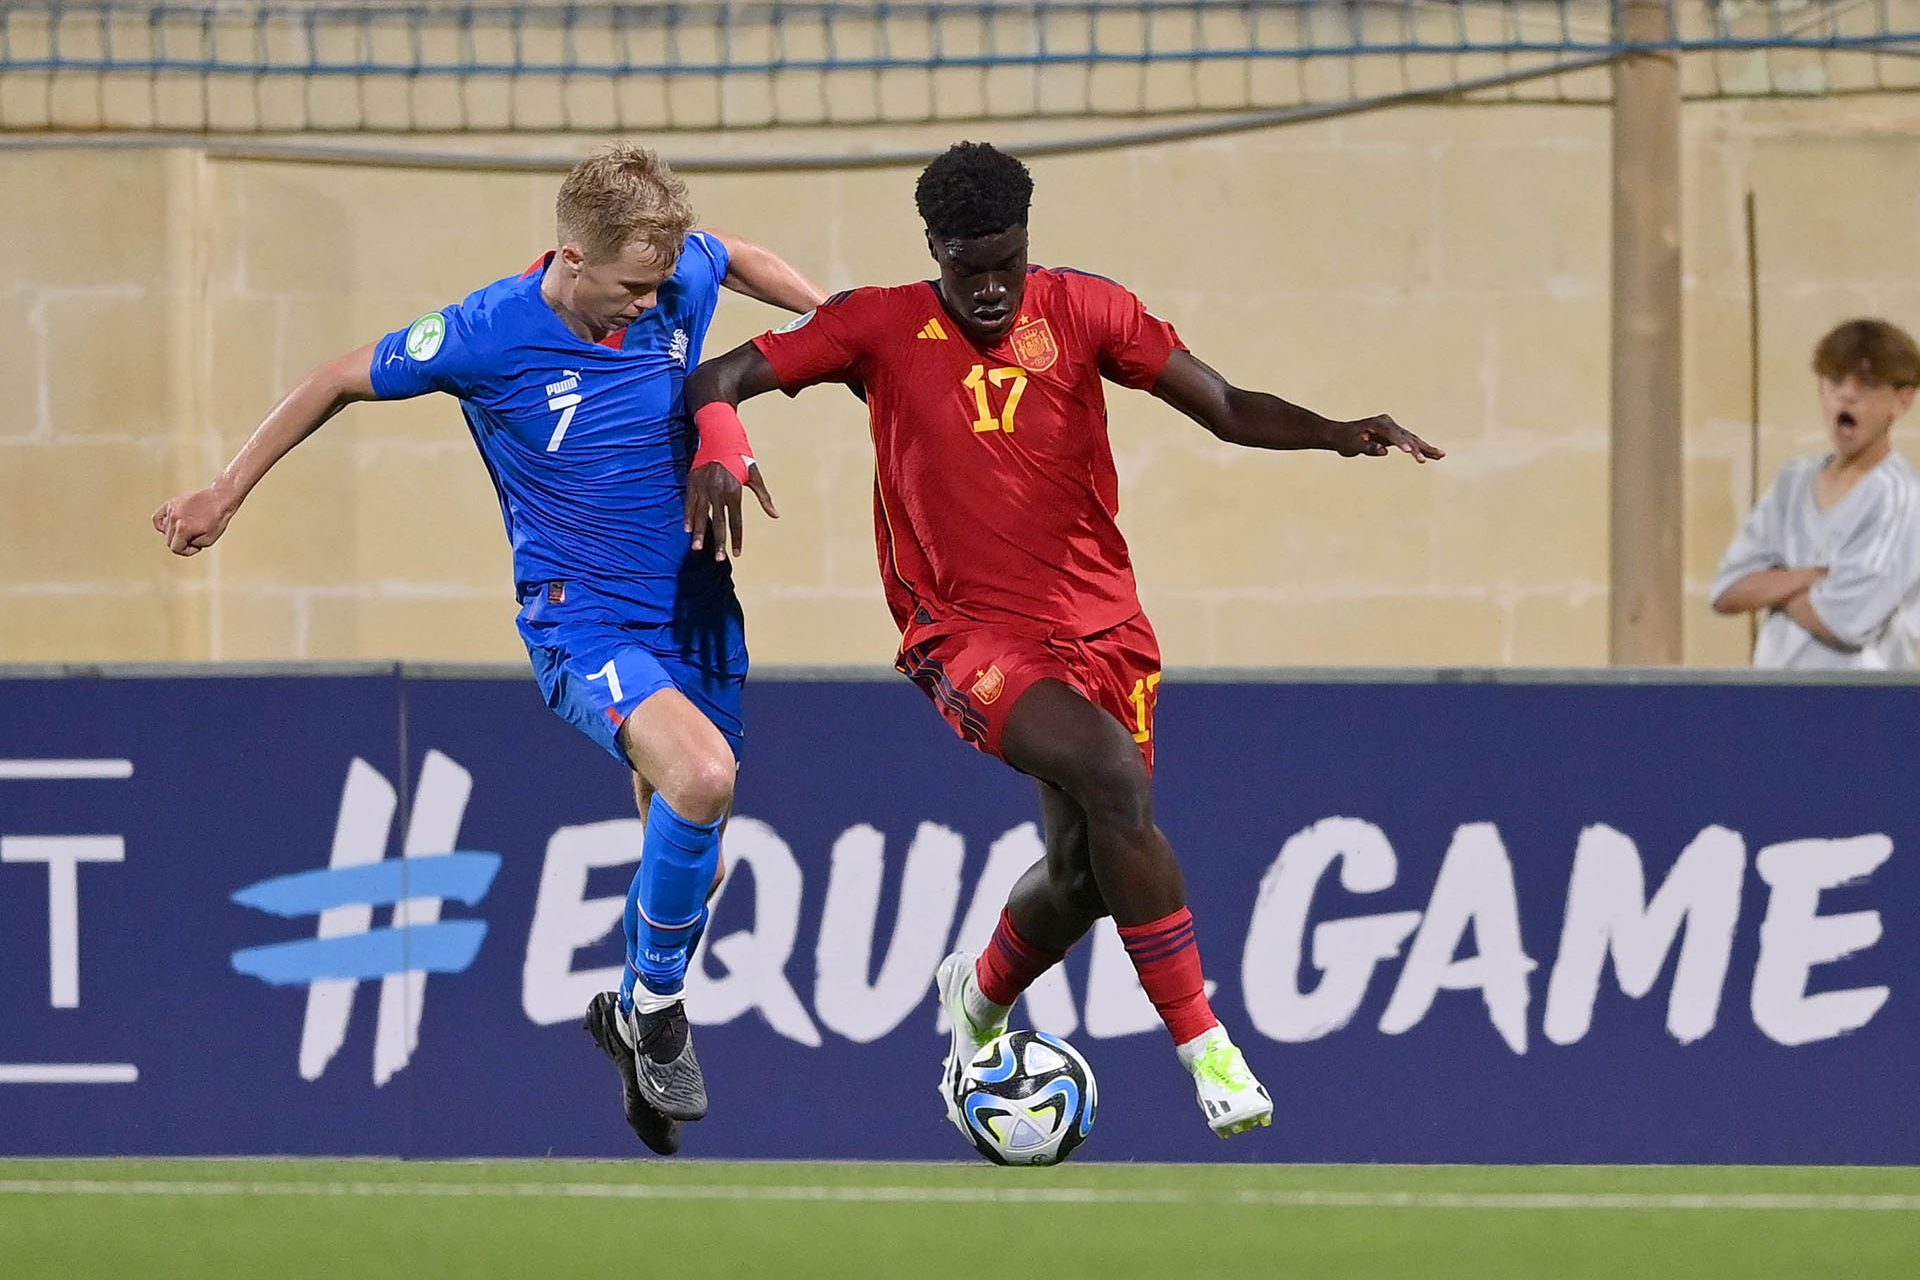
[1118,906,1219,1045]
[974,909,1065,1007]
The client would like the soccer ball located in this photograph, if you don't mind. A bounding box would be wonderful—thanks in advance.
[954,1030,1097,1166]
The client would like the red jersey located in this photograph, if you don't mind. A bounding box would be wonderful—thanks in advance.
[753,266,1185,640]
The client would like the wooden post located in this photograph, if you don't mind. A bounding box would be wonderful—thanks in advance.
[1609,0,1684,664]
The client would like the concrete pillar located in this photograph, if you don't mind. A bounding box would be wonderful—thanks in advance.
[1608,0,1684,664]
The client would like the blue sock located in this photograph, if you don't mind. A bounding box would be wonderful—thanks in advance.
[619,904,712,1013]
[618,793,723,1012]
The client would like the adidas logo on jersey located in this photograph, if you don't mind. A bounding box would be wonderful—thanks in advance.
[916,318,950,341]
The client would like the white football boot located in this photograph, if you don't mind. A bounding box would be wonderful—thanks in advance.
[1180,1026,1274,1138]
[934,951,1008,1134]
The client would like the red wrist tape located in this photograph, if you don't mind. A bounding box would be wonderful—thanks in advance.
[692,402,756,484]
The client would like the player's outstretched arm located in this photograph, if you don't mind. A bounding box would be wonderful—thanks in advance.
[151,342,379,557]
[682,341,787,559]
[1150,349,1443,463]
[710,231,828,315]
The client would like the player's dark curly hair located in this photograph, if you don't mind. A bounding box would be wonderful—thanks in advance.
[914,142,1033,240]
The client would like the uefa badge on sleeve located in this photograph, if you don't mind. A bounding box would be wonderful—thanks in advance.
[405,313,447,362]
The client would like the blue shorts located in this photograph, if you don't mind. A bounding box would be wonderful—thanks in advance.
[517,582,748,767]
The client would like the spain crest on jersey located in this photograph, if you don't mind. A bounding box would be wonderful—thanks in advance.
[1010,318,1059,373]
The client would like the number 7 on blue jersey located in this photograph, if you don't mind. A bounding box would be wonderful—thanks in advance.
[546,391,582,452]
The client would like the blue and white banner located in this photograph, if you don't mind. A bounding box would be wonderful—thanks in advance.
[0,671,1913,1163]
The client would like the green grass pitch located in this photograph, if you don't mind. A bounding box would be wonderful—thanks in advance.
[1,1160,1915,1278]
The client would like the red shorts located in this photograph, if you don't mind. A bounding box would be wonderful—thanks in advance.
[895,612,1163,773]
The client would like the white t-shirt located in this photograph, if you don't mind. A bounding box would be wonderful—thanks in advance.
[1711,451,1920,670]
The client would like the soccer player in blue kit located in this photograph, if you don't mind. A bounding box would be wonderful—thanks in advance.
[152,145,822,1155]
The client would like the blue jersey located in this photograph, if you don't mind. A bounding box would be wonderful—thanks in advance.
[369,232,735,626]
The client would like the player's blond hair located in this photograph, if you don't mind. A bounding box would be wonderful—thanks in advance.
[556,144,695,265]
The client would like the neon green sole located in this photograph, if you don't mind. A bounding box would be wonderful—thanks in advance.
[1216,1112,1275,1138]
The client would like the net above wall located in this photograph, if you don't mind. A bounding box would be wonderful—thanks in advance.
[2,2,1918,139]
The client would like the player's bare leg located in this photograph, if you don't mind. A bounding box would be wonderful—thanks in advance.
[1011,783,1112,946]
[996,679,1272,1138]
[936,783,1105,1130]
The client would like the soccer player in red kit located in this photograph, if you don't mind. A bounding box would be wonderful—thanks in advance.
[684,142,1441,1139]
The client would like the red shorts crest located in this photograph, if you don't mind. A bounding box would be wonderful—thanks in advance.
[896,613,1162,773]
[1010,318,1059,373]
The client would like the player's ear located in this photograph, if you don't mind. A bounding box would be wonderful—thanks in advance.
[557,241,588,272]
[924,229,940,264]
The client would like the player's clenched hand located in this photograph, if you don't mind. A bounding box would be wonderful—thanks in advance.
[684,460,778,561]
[1334,415,1444,464]
[151,482,240,557]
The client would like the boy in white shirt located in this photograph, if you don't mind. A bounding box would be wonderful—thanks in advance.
[1712,318,1920,671]
[1712,318,1920,669]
